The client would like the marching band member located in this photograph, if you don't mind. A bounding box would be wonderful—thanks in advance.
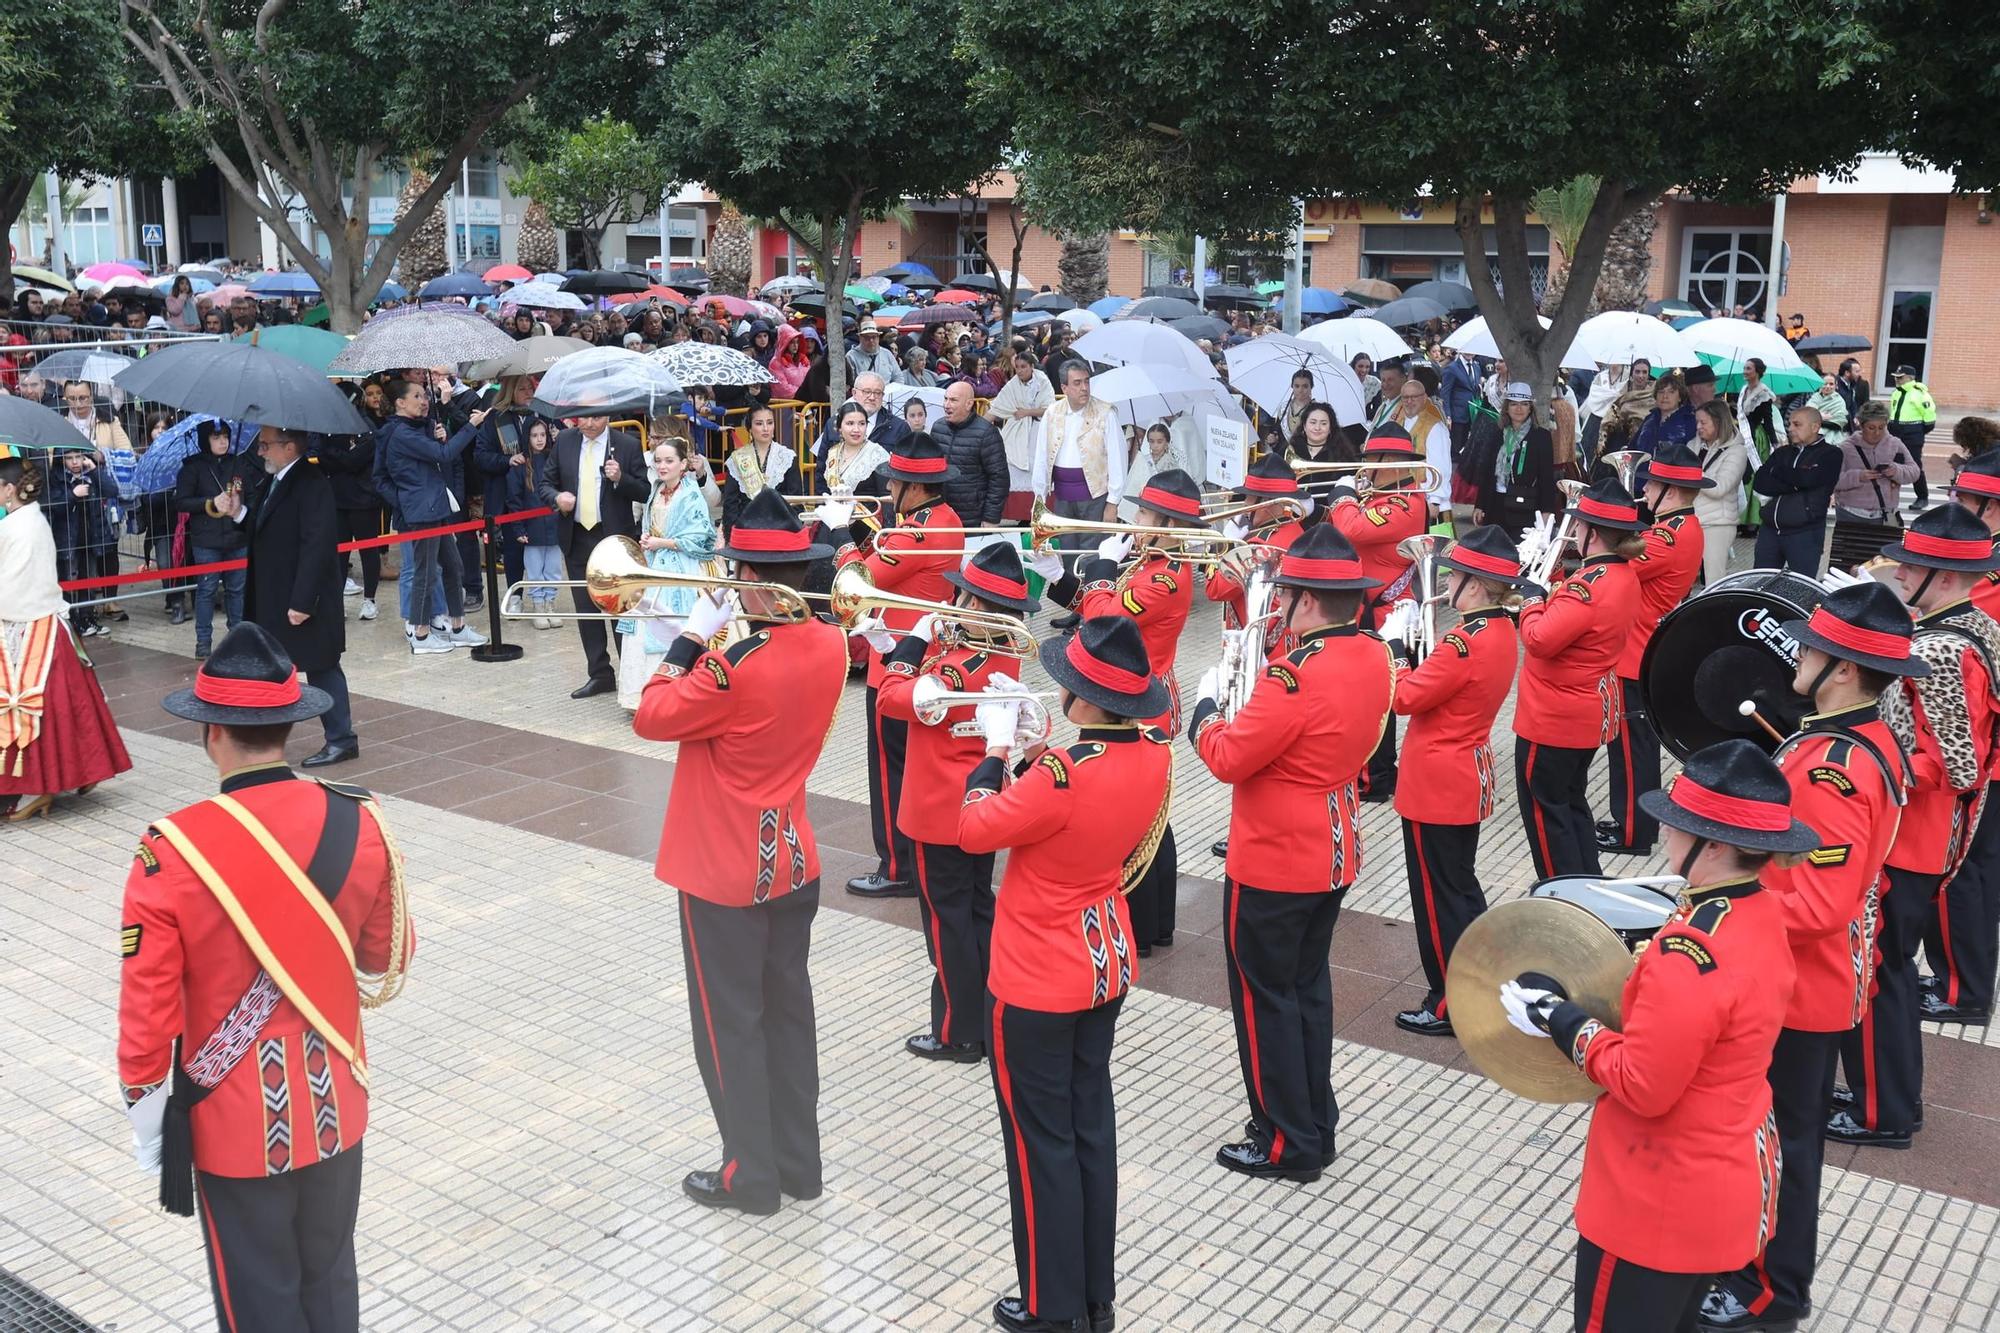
[875,542,1040,1062]
[1042,468,1204,955]
[1382,525,1527,1037]
[118,623,412,1333]
[1186,525,1392,1181]
[1325,422,1428,803]
[635,490,849,1214]
[1502,740,1815,1333]
[1920,451,2000,1022]
[1205,450,1312,634]
[1512,478,1644,878]
[959,615,1173,1333]
[1599,442,1710,855]
[819,433,962,901]
[1829,505,2000,1148]
[1701,583,1918,1332]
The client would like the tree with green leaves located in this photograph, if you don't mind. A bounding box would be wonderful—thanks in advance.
[511,117,677,271]
[119,0,616,331]
[635,0,1007,408]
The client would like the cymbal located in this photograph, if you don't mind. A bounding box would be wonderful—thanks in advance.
[1445,897,1636,1104]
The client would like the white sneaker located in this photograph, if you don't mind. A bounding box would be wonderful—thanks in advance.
[449,623,488,646]
[343,578,362,597]
[404,623,419,639]
[431,616,451,633]
[411,632,456,654]
[505,595,522,615]
[535,616,558,630]
[358,598,378,621]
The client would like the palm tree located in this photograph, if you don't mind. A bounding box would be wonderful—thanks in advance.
[1058,232,1110,301]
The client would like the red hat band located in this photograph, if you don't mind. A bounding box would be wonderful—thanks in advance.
[1243,472,1300,495]
[1647,461,1706,486]
[194,666,302,709]
[1902,529,1993,561]
[1065,634,1152,694]
[890,451,948,475]
[730,525,813,553]
[1670,775,1791,832]
[1804,606,1911,662]
[1578,495,1639,524]
[1139,484,1203,518]
[1447,546,1521,579]
[1954,471,2000,499]
[1279,554,1365,582]
[962,561,1028,602]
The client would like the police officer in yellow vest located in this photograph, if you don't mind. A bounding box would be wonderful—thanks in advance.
[1889,365,1938,510]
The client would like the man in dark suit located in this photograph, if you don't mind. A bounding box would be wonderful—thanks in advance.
[215,426,357,766]
[535,413,648,697]
[816,372,911,452]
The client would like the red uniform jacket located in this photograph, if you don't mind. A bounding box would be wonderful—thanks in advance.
[1766,704,1905,1031]
[1887,609,1997,876]
[959,725,1172,1011]
[876,634,1009,845]
[1616,509,1702,680]
[117,766,410,1178]
[1206,519,1306,630]
[1569,881,1793,1273]
[1514,554,1639,749]
[1073,551,1193,733]
[635,617,849,905]
[838,499,961,687]
[1328,491,1425,627]
[1392,607,1518,825]
[1188,624,1392,893]
[1974,568,2000,622]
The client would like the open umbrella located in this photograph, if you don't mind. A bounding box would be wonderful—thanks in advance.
[459,259,499,277]
[1089,364,1230,427]
[0,395,100,453]
[1072,322,1219,383]
[950,273,1001,294]
[844,284,886,306]
[465,335,592,380]
[1444,315,1549,360]
[207,283,251,307]
[1680,317,1822,394]
[233,326,354,376]
[14,265,74,292]
[485,264,534,284]
[1054,309,1104,333]
[375,281,409,302]
[81,262,145,283]
[533,346,683,416]
[1006,311,1056,331]
[668,267,711,289]
[929,288,985,306]
[652,342,774,388]
[562,270,650,297]
[1561,311,1700,370]
[132,415,257,492]
[115,340,369,434]
[885,383,946,430]
[900,272,945,291]
[1270,288,1349,318]
[1794,333,1872,355]
[1167,314,1232,342]
[788,294,860,320]
[1143,285,1198,302]
[1087,296,1132,320]
[1297,318,1414,364]
[761,275,821,297]
[1121,296,1203,321]
[1224,333,1368,426]
[34,349,133,391]
[1202,283,1265,308]
[1024,292,1075,312]
[871,262,940,285]
[419,271,492,300]
[1642,298,1704,319]
[249,270,321,299]
[1361,296,1448,328]
[1341,278,1401,306]
[899,304,977,327]
[152,272,215,295]
[873,305,916,324]
[504,282,587,311]
[329,303,517,374]
[1401,279,1478,311]
[855,276,894,296]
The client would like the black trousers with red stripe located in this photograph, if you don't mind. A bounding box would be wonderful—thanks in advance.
[1720,1026,1840,1317]
[1601,677,1661,849]
[986,991,1124,1323]
[679,883,822,1207]
[1127,821,1178,946]
[1839,865,1939,1134]
[1400,819,1487,1019]
[1223,879,1343,1166]
[1517,738,1603,879]
[865,685,916,883]
[1924,783,2000,1013]
[1572,1237,1705,1332]
[912,841,996,1046]
[197,1141,363,1333]
[1364,713,1399,795]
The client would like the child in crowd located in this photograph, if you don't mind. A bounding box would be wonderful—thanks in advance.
[508,418,563,630]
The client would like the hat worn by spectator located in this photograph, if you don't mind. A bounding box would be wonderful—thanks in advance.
[1039,614,1168,718]
[1267,524,1381,591]
[718,487,834,564]
[1503,381,1533,403]
[1639,442,1718,491]
[944,540,1039,613]
[1126,468,1205,526]
[1233,451,1300,501]
[1781,581,1930,679]
[857,321,882,337]
[1639,738,1820,855]
[1438,524,1531,588]
[1681,364,1717,388]
[1894,365,1917,379]
[1565,476,1650,531]
[1881,503,2000,573]
[876,432,961,486]
[162,623,332,725]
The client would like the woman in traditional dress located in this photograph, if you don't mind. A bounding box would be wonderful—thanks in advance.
[0,457,132,821]
[720,404,801,538]
[616,439,719,710]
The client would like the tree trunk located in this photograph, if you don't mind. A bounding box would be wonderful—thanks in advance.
[322,237,374,334]
[578,227,605,271]
[1058,232,1109,303]
[0,173,33,299]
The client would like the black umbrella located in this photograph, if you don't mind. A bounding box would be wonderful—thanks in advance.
[1401,279,1478,310]
[1143,285,1198,301]
[1024,292,1075,312]
[950,273,1001,294]
[562,270,650,297]
[900,272,944,290]
[1122,296,1204,321]
[1202,283,1264,308]
[0,394,98,451]
[1359,296,1449,328]
[1795,333,1872,355]
[419,271,491,300]
[789,293,862,320]
[459,258,499,276]
[113,340,370,435]
[669,267,710,286]
[1168,315,1233,342]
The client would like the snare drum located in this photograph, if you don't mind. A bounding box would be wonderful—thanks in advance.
[1528,875,1681,949]
[1640,568,1825,759]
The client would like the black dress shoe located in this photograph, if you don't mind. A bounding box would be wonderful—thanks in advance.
[780,1178,823,1202]
[1826,1087,1923,1130]
[682,1169,779,1215]
[1698,1287,1803,1331]
[300,743,359,769]
[169,605,188,625]
[906,1032,984,1062]
[1087,1304,1113,1333]
[1049,612,1081,632]
[1824,1109,1912,1149]
[1919,991,1991,1023]
[1152,933,1172,949]
[1210,837,1229,858]
[1215,1139,1322,1183]
[1594,828,1652,854]
[1394,1007,1455,1037]
[1358,786,1394,804]
[846,872,916,898]
[570,677,615,699]
[992,1295,1086,1333]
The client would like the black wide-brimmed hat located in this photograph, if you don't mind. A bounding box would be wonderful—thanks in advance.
[1880,503,2000,572]
[1266,524,1381,592]
[1232,450,1300,501]
[1565,476,1650,532]
[1438,524,1531,588]
[1040,615,1169,718]
[1638,738,1821,854]
[1950,452,2000,504]
[1127,468,1206,526]
[875,431,961,486]
[943,540,1039,614]
[1682,363,1716,388]
[719,486,834,563]
[1638,441,1717,491]
[1360,421,1421,459]
[162,623,332,726]
[1781,582,1930,678]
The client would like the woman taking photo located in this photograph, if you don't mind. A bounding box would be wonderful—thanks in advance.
[721,404,803,537]
[1471,383,1560,540]
[0,458,131,821]
[616,438,719,710]
[1689,399,1748,585]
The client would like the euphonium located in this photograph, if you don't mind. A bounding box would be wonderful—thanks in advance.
[1596,449,1651,497]
[1395,533,1453,661]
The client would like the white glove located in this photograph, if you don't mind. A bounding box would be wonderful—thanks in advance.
[1221,517,1248,542]
[909,612,938,644]
[1095,533,1133,564]
[1298,493,1318,516]
[1381,598,1420,648]
[1820,565,1867,591]
[126,1084,168,1175]
[851,613,897,654]
[977,698,1025,750]
[1499,981,1560,1037]
[1196,664,1222,708]
[683,590,737,643]
[811,499,854,531]
[986,671,1031,697]
[1028,548,1066,581]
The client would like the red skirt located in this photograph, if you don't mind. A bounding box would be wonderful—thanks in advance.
[0,628,133,796]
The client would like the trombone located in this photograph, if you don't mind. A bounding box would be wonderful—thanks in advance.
[908,498,1255,565]
[1200,495,1310,528]
[502,535,815,622]
[1288,458,1445,495]
[778,492,886,521]
[828,563,1039,657]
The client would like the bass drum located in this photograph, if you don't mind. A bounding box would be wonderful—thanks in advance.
[1640,568,1824,760]
[1528,875,1681,949]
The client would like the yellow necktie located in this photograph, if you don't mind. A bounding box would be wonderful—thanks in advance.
[578,437,601,530]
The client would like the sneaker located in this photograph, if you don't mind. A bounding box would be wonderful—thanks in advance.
[344,578,362,596]
[449,624,488,646]
[431,616,451,633]
[463,592,484,613]
[358,598,378,621]
[405,623,419,639]
[535,616,557,631]
[410,632,456,654]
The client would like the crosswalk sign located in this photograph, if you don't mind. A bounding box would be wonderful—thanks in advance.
[142,223,164,247]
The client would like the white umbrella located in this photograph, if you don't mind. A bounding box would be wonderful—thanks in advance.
[884,383,947,431]
[1055,308,1103,333]
[532,346,683,417]
[1443,315,1551,360]
[1677,317,1808,373]
[1090,364,1223,428]
[1297,318,1413,365]
[505,282,586,312]
[1561,311,1701,370]
[1071,322,1218,383]
[1223,333,1368,427]
[760,275,821,297]
[330,305,517,374]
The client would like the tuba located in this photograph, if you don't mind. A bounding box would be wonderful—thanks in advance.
[1395,533,1453,662]
[1596,449,1651,497]
[1219,548,1284,718]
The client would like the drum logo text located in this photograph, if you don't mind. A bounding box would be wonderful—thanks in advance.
[1736,607,1801,666]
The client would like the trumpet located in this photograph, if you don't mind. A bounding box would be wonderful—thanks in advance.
[1287,458,1445,495]
[827,563,1038,657]
[910,677,1059,747]
[778,492,886,521]
[916,500,1253,564]
[503,535,812,623]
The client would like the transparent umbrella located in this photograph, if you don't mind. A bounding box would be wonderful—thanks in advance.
[532,346,684,417]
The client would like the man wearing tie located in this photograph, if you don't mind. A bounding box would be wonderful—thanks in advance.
[537,413,648,698]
